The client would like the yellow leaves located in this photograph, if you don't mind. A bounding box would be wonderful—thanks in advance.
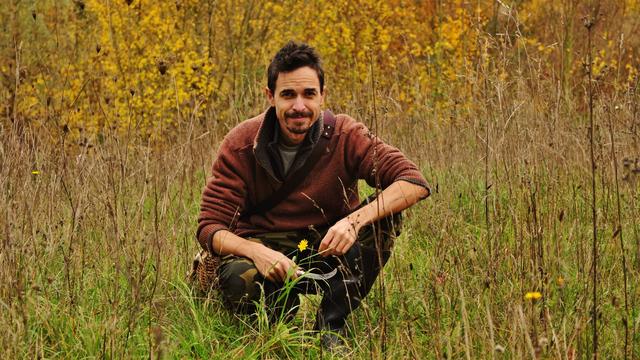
[12,0,639,141]
[34,76,45,87]
[626,63,638,83]
[379,29,391,52]
[409,42,422,57]
[592,56,608,77]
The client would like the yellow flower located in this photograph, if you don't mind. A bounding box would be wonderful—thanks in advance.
[524,291,542,301]
[31,170,40,175]
[297,239,308,252]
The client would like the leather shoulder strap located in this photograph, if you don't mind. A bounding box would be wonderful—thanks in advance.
[243,111,336,218]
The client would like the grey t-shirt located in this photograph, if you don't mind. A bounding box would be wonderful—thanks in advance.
[278,142,301,175]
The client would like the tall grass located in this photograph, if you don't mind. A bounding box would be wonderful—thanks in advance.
[2,4,640,360]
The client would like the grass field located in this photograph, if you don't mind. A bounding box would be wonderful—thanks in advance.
[2,72,639,358]
[2,1,640,359]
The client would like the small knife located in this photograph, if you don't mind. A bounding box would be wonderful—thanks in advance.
[295,268,338,281]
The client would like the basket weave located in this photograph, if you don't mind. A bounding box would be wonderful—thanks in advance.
[189,250,220,293]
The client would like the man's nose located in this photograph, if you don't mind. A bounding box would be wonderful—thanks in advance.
[292,96,306,111]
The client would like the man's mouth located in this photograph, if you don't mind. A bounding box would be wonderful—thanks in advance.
[286,111,313,119]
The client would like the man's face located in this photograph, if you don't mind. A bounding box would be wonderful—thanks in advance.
[266,66,325,146]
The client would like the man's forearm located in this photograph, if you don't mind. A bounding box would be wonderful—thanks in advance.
[212,229,263,258]
[317,180,428,256]
[347,180,429,233]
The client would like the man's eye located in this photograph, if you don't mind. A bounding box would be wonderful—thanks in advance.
[304,90,317,97]
[281,91,295,98]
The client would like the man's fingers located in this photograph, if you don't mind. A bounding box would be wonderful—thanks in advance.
[267,263,281,282]
[272,266,283,282]
[319,233,330,252]
[265,258,297,282]
[265,263,277,282]
[264,267,276,282]
[319,241,332,257]
[278,261,298,281]
[264,260,281,282]
[288,260,299,279]
[275,261,287,282]
[337,232,356,254]
[321,226,357,256]
[335,240,348,255]
[320,231,338,257]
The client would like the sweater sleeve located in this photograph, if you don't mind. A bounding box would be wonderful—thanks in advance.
[344,119,430,194]
[196,138,248,251]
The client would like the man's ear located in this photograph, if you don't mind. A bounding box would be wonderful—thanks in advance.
[265,87,275,106]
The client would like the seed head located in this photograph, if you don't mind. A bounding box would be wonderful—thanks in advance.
[157,60,168,75]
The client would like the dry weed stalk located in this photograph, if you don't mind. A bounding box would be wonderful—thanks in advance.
[583,11,599,359]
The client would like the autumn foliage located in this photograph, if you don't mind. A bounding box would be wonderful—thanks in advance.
[1,0,639,142]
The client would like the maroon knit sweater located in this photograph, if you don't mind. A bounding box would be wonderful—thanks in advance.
[196,108,429,251]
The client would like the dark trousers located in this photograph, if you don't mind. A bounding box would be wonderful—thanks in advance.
[217,213,401,330]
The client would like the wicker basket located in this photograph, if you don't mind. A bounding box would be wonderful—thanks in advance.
[189,250,220,293]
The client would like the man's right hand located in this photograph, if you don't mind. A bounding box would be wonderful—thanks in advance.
[250,244,298,283]
[212,230,298,283]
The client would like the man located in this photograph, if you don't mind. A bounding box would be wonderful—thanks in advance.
[196,41,429,349]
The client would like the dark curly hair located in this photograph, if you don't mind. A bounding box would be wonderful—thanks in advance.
[267,41,325,94]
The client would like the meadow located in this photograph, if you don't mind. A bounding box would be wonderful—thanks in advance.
[1,0,640,358]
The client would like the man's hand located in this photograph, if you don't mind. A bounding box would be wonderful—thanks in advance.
[250,245,298,282]
[317,181,429,257]
[318,217,360,257]
[212,230,298,283]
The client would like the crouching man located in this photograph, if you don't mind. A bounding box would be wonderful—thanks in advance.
[195,41,429,350]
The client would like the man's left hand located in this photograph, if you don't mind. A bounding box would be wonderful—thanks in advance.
[318,217,360,257]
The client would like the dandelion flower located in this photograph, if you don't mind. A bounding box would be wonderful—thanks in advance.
[31,170,40,175]
[524,291,542,301]
[297,239,308,252]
